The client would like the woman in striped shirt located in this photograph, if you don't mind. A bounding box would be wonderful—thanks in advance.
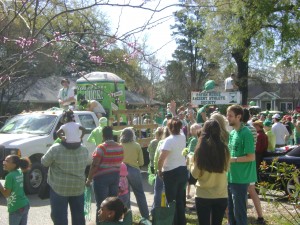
[86,126,124,225]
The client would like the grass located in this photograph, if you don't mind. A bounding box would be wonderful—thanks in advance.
[132,208,298,225]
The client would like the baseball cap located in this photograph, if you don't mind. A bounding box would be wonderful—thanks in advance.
[253,120,263,127]
[272,113,281,119]
[263,120,272,127]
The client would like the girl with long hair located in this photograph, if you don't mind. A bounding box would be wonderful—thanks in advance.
[190,119,230,225]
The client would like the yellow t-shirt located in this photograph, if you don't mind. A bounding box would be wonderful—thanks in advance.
[190,163,228,199]
[122,142,144,169]
[265,130,276,151]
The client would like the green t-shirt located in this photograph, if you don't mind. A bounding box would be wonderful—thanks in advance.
[87,126,122,146]
[147,139,159,167]
[294,128,300,144]
[5,169,29,213]
[196,107,206,124]
[154,140,164,172]
[265,130,276,151]
[227,125,257,184]
[187,136,197,154]
[87,126,103,146]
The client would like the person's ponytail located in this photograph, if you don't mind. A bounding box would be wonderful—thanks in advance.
[19,158,30,171]
[10,155,31,172]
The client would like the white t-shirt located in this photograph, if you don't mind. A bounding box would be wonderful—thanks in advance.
[272,122,289,145]
[160,134,186,172]
[224,77,234,90]
[58,87,75,106]
[60,122,81,143]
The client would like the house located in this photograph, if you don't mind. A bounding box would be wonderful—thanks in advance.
[247,79,300,111]
[23,76,163,109]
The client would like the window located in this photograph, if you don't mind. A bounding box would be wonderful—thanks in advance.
[78,114,96,132]
[280,102,293,112]
[0,114,57,135]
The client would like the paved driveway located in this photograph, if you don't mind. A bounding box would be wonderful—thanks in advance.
[0,170,157,225]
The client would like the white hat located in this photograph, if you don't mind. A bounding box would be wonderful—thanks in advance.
[272,113,281,119]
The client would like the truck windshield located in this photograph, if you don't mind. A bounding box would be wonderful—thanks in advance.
[0,114,57,135]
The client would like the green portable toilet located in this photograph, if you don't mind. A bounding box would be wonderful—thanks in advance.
[76,72,126,120]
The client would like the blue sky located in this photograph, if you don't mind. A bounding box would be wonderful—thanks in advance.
[101,1,181,62]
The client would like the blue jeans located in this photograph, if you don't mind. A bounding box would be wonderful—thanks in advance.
[9,204,30,225]
[151,174,165,214]
[50,187,85,225]
[126,164,149,219]
[93,172,119,224]
[163,166,188,225]
[195,197,227,225]
[228,183,249,225]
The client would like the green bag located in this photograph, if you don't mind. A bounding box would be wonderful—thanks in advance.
[152,201,176,225]
[148,164,155,186]
[84,186,92,221]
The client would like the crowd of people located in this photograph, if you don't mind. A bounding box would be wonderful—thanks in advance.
[1,78,300,225]
[146,101,300,225]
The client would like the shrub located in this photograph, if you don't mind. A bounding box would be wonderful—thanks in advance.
[258,158,300,225]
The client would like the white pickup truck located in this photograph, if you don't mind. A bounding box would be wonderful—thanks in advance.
[0,109,99,194]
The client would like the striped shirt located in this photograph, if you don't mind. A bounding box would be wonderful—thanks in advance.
[245,124,257,147]
[41,143,89,196]
[93,140,124,178]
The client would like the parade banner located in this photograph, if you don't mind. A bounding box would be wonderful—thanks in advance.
[191,91,241,105]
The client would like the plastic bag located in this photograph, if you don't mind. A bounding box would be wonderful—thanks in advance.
[147,164,156,186]
[84,186,92,221]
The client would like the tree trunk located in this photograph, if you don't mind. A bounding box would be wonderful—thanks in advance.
[232,39,251,106]
[0,88,5,115]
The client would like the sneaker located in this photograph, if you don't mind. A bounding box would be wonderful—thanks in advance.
[256,217,266,225]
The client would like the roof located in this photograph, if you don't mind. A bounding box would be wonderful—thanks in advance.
[76,72,124,83]
[23,76,163,105]
[24,76,77,103]
[248,79,300,99]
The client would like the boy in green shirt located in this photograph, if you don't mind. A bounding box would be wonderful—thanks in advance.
[87,117,128,146]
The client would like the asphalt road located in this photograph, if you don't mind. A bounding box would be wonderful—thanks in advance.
[0,170,157,225]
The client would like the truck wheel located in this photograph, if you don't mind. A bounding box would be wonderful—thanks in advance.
[24,162,45,194]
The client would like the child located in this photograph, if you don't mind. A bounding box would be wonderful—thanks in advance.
[0,155,31,225]
[147,127,164,174]
[98,197,128,222]
[118,162,130,208]
[186,123,201,199]
[56,109,86,149]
